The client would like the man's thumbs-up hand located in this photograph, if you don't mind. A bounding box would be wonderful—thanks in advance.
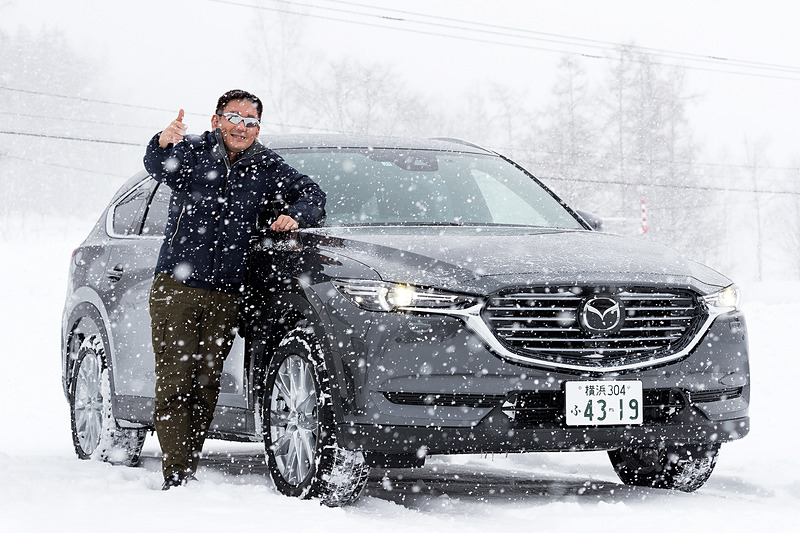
[158,109,188,149]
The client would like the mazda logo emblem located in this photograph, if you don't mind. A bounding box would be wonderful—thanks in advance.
[580,296,623,334]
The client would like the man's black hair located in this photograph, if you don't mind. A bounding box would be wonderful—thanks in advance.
[216,89,263,120]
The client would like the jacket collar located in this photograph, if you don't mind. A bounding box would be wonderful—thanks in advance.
[211,128,268,166]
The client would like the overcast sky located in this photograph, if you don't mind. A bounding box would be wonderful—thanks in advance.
[3,0,800,169]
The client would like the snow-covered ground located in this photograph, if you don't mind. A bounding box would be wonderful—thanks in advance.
[1,217,798,532]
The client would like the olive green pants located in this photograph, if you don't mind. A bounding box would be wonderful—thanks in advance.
[149,273,239,479]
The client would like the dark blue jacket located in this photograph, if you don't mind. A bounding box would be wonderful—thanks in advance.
[143,130,325,292]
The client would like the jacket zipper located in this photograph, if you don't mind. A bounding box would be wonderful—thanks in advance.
[222,153,231,195]
[169,205,185,247]
[213,144,233,284]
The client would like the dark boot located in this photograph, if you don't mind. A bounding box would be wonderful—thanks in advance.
[161,471,188,491]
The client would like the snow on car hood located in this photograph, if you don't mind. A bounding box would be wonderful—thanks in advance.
[306,226,732,295]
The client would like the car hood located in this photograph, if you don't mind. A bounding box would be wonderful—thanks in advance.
[305,226,732,295]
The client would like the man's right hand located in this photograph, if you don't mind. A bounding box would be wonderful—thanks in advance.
[158,109,187,149]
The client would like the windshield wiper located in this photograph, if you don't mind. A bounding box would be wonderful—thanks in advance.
[324,221,466,227]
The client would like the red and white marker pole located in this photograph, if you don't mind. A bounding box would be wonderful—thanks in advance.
[641,199,649,234]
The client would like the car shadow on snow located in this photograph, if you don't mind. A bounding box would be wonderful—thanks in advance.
[137,446,634,502]
[135,447,773,506]
[364,463,648,508]
[363,464,777,508]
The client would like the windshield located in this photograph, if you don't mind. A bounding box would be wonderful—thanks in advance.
[279,148,584,229]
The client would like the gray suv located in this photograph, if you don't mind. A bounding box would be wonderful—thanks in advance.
[62,134,749,505]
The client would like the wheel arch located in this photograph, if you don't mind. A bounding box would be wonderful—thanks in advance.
[63,302,116,403]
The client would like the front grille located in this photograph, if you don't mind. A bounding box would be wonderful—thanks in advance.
[506,388,686,426]
[483,286,705,368]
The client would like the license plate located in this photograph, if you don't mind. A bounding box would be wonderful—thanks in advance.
[565,381,643,426]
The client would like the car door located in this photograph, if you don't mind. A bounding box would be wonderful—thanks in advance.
[105,180,248,415]
[103,178,163,398]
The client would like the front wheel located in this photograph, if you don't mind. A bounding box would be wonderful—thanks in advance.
[263,327,370,506]
[608,442,719,492]
[69,334,146,466]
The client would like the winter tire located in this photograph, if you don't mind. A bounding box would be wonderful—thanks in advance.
[609,442,719,492]
[69,334,146,466]
[263,327,370,506]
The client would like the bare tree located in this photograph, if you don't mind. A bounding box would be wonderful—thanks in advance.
[597,46,709,257]
[299,59,432,136]
[247,11,313,132]
[532,55,600,208]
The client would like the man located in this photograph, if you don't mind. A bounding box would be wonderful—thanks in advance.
[143,89,325,490]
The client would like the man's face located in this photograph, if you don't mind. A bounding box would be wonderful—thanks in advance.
[211,99,261,157]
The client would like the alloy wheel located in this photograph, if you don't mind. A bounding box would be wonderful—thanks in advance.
[73,352,104,455]
[269,354,319,485]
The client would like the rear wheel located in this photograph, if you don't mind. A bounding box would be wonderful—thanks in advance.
[263,327,370,506]
[609,442,719,492]
[70,334,146,466]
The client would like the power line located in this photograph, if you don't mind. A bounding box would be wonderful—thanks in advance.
[321,0,800,75]
[1,152,130,179]
[487,144,800,174]
[646,198,779,213]
[201,0,619,55]
[0,129,143,146]
[0,110,154,130]
[0,85,175,113]
[541,175,800,196]
[207,0,800,82]
[0,85,335,132]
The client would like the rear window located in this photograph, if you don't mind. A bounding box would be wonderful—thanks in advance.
[141,184,171,236]
[111,182,152,235]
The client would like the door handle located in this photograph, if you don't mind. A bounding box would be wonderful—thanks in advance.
[106,264,124,282]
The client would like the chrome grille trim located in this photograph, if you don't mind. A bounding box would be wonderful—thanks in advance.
[479,286,705,370]
[397,287,726,373]
[482,287,701,362]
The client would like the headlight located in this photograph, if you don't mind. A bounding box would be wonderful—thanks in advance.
[333,280,479,312]
[702,285,741,314]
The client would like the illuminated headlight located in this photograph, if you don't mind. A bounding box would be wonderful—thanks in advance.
[333,280,479,312]
[702,285,741,314]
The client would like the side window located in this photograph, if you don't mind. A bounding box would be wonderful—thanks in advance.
[141,183,171,236]
[112,182,152,236]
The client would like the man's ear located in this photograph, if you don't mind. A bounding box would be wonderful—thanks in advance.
[211,114,220,129]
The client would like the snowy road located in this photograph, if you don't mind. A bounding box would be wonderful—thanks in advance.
[1,220,797,532]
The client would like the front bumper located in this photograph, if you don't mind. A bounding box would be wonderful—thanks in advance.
[321,290,749,455]
[339,410,750,456]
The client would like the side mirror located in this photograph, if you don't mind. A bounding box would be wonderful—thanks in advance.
[575,210,603,231]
